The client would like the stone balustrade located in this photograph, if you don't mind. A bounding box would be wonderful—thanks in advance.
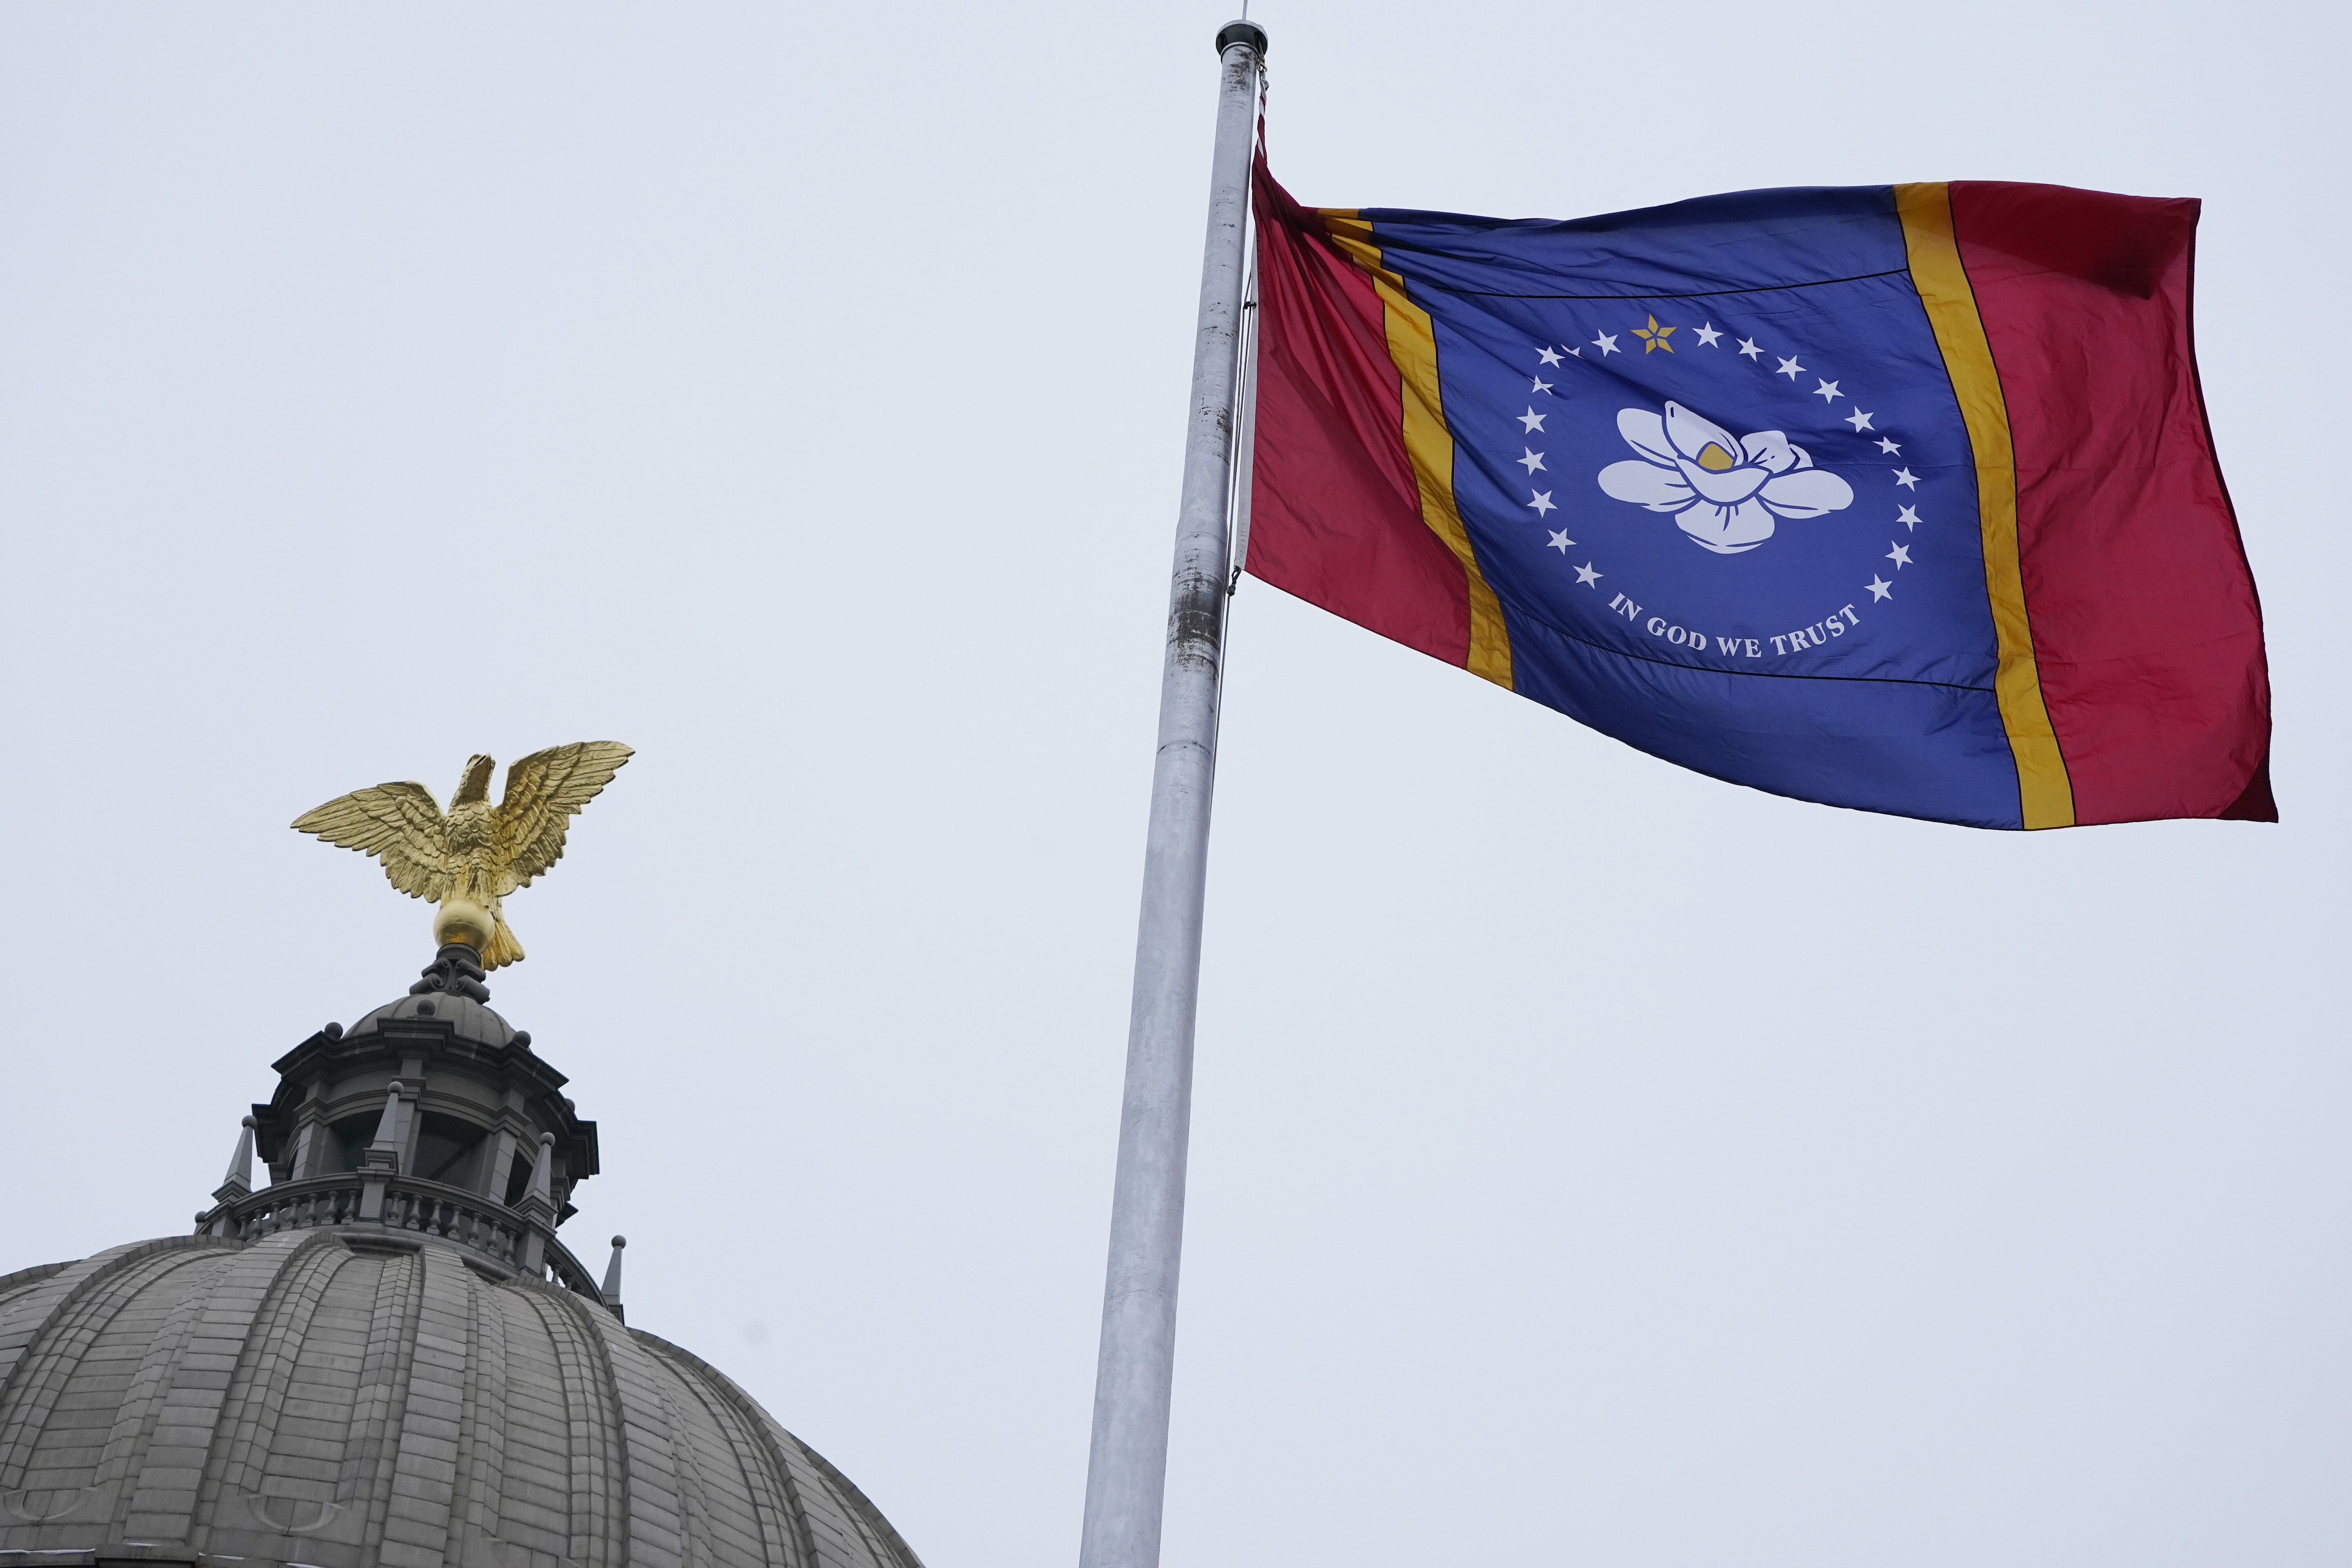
[197,1172,608,1308]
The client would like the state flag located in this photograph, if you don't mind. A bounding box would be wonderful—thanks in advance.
[1245,157,2272,828]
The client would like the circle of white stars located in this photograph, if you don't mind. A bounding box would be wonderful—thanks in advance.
[1508,315,1925,626]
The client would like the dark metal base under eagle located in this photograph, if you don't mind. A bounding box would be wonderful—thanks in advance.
[0,942,925,1568]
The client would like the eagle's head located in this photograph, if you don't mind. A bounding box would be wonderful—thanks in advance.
[451,754,497,807]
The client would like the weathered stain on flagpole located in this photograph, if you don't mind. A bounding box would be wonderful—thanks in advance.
[1076,20,1265,1568]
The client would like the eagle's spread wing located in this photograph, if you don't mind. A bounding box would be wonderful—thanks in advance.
[492,742,633,893]
[292,782,453,900]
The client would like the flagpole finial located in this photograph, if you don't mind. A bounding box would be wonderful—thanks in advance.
[1215,20,1267,58]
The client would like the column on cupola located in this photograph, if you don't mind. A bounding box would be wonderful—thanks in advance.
[279,1076,323,1181]
[288,1078,325,1180]
[486,1073,545,1206]
[484,1125,521,1202]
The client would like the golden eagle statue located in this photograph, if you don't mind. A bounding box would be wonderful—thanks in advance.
[292,742,633,969]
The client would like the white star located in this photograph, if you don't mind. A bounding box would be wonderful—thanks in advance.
[1516,448,1546,474]
[1547,529,1573,552]
[1887,543,1912,568]
[1844,408,1875,432]
[1519,407,1547,433]
[1876,436,1902,454]
[1573,562,1602,586]
[1592,332,1620,356]
[1893,467,1920,489]
[1530,376,1553,395]
[1865,575,1893,602]
[1813,378,1842,402]
[1568,346,1583,357]
[1693,323,1723,347]
[1896,505,1920,530]
[1776,356,1804,380]
[1537,346,1564,367]
[1527,490,1556,515]
[1737,337,1763,359]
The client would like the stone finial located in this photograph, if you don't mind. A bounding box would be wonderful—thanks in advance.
[410,942,492,1004]
[354,1081,407,1221]
[515,1132,560,1276]
[214,1115,256,1204]
[361,1082,407,1179]
[602,1236,627,1320]
[515,1131,558,1226]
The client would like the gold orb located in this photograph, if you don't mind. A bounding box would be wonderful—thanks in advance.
[433,896,498,952]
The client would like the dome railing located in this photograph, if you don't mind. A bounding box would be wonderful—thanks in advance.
[542,1233,605,1298]
[197,1172,610,1308]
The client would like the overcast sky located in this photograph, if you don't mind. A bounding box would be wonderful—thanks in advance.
[3,4,2344,1565]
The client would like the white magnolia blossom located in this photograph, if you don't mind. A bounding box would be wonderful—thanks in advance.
[1597,401,1854,554]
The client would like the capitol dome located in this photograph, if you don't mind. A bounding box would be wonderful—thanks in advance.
[0,946,923,1568]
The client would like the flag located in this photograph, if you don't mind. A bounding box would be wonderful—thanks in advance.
[1245,158,2272,829]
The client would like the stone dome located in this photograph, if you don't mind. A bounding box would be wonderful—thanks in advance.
[0,1230,922,1568]
[0,945,924,1568]
[344,991,521,1050]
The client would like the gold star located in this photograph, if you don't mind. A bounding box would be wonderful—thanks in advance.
[1630,314,1675,354]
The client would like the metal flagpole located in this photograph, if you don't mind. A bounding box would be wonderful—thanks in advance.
[1077,19,1266,1568]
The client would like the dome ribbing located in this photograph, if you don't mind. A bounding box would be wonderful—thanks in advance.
[0,946,924,1568]
[0,1232,920,1568]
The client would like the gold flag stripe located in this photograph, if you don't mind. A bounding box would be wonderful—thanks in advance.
[1318,211,1514,689]
[1893,183,2075,829]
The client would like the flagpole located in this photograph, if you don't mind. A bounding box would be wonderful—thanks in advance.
[1077,19,1265,1568]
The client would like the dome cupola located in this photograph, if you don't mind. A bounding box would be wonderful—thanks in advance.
[1,931,925,1568]
[205,945,609,1298]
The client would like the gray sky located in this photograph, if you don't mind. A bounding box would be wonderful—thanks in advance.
[2,3,2343,1564]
